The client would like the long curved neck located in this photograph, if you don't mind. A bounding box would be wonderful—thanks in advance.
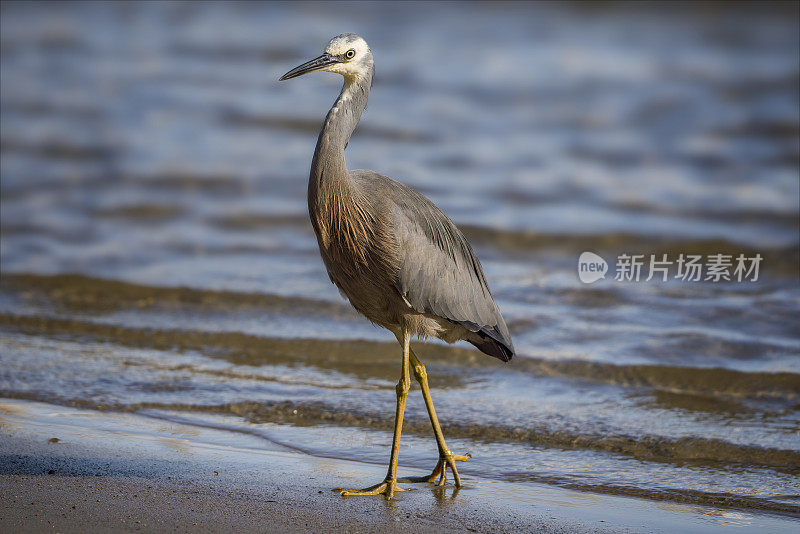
[309,72,372,202]
[308,71,372,243]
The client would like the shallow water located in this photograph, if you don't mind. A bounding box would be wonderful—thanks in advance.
[1,1,799,520]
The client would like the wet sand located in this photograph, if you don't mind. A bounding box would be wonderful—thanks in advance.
[2,399,797,533]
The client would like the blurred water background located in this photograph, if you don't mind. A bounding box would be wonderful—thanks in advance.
[1,0,799,520]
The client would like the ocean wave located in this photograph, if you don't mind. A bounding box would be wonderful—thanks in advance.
[1,310,797,401]
[1,392,797,477]
[0,273,356,318]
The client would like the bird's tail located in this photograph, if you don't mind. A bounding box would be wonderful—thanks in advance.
[469,334,514,362]
[463,322,514,362]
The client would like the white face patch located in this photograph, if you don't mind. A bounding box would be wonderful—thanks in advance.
[322,34,371,80]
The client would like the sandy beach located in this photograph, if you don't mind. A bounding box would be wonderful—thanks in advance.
[1,398,797,533]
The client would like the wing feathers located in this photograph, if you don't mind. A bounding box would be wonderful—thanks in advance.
[350,169,514,360]
[387,182,514,360]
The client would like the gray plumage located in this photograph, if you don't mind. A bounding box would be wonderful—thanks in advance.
[280,32,513,497]
[284,33,514,362]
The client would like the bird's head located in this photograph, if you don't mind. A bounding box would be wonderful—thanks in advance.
[279,33,373,84]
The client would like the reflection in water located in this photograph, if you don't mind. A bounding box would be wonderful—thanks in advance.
[0,0,798,519]
[431,485,461,506]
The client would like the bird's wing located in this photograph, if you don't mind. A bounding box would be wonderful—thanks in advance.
[354,171,514,360]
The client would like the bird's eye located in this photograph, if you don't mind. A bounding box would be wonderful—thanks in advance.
[345,49,356,60]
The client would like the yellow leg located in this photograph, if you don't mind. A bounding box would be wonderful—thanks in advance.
[335,330,411,498]
[399,349,470,487]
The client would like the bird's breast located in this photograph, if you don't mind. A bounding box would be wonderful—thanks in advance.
[310,202,403,325]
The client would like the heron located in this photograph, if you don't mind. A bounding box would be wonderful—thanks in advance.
[279,33,514,498]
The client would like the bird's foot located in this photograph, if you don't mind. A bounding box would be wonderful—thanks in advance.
[399,450,470,487]
[334,478,406,498]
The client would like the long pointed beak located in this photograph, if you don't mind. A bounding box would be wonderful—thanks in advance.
[279,53,339,81]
